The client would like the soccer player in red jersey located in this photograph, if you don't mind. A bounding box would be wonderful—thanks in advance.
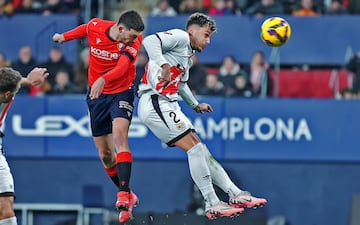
[52,10,144,223]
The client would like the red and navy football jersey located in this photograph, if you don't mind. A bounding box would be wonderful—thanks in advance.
[63,18,142,94]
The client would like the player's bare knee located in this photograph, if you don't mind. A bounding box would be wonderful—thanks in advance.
[0,208,15,219]
[0,198,15,219]
[98,150,115,166]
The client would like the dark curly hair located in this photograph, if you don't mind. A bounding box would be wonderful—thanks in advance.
[186,12,217,32]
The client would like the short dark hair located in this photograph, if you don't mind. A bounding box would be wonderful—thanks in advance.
[118,10,145,32]
[186,12,217,32]
[0,67,22,93]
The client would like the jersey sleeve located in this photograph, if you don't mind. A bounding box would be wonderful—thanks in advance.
[157,29,189,52]
[102,35,142,83]
[143,29,188,67]
[63,24,88,41]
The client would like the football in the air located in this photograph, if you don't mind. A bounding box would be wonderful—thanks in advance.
[260,17,291,47]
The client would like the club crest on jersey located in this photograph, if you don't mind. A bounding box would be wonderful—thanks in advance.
[118,43,125,50]
[176,122,186,130]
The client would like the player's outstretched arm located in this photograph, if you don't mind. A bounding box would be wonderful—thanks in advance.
[179,82,213,114]
[53,24,88,43]
[194,103,213,114]
[52,33,65,43]
[21,67,49,86]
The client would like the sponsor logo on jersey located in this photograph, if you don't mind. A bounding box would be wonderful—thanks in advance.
[90,46,119,60]
[176,122,185,130]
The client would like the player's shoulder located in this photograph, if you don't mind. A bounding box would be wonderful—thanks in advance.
[162,28,187,37]
[88,18,115,28]
[88,18,102,26]
[158,29,189,44]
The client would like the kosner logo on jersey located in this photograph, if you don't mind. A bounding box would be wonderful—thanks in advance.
[10,114,312,141]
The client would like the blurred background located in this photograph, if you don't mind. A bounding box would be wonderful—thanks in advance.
[1,0,360,225]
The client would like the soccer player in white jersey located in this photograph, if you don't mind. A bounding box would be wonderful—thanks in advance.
[0,67,48,225]
[137,12,267,219]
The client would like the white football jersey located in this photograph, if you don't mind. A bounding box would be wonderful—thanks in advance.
[0,101,14,194]
[138,29,195,101]
[0,100,12,130]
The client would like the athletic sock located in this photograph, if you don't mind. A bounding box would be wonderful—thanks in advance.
[187,143,219,206]
[202,144,242,198]
[116,152,132,192]
[0,217,17,225]
[105,165,119,188]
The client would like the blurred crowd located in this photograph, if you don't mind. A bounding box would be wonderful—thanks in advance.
[4,43,359,100]
[1,0,359,19]
[149,0,358,17]
[0,44,275,98]
[0,0,80,16]
[187,52,272,98]
[147,0,360,100]
[0,46,88,95]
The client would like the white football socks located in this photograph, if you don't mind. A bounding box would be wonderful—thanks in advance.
[202,144,242,198]
[0,217,17,225]
[187,143,219,206]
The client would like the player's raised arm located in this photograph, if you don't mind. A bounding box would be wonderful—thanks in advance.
[53,23,88,43]
[21,67,49,86]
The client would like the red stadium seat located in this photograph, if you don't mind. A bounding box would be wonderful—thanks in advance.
[269,69,352,98]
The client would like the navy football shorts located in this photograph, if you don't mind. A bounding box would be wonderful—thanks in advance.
[86,88,134,137]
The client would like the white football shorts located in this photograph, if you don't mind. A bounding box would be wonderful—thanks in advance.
[137,93,194,146]
[0,153,15,196]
